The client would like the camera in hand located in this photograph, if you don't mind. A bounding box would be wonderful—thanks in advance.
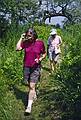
[22,34,32,41]
[25,36,32,41]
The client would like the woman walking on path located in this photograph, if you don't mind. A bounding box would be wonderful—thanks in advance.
[16,28,46,113]
[47,29,62,73]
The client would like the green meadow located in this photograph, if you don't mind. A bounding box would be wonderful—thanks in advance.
[0,24,81,120]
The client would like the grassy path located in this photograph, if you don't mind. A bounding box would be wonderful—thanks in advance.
[7,60,63,120]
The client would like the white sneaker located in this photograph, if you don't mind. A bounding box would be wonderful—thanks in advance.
[25,107,31,113]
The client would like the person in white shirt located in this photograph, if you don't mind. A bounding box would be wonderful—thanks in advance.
[47,29,62,72]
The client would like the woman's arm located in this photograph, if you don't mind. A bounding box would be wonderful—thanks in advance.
[16,33,25,51]
[39,52,46,61]
[35,52,46,63]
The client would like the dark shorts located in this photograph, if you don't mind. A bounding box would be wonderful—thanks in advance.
[52,52,60,63]
[23,65,41,83]
[49,51,61,63]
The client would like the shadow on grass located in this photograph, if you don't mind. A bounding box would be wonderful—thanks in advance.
[38,87,81,120]
[13,86,28,108]
[42,66,50,72]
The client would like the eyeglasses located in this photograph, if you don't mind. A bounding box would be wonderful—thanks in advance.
[28,34,32,36]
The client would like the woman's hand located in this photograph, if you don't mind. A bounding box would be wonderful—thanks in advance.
[35,58,40,63]
[21,33,26,39]
[35,53,46,63]
[16,33,25,51]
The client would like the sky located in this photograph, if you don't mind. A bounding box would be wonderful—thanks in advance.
[41,0,67,28]
[45,16,66,28]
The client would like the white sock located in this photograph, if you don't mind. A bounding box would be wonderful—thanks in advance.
[27,100,33,108]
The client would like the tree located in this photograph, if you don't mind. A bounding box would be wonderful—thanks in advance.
[0,0,81,36]
[37,0,81,24]
[0,0,38,24]
[0,0,38,37]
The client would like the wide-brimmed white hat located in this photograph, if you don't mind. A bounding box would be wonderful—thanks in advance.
[50,29,57,35]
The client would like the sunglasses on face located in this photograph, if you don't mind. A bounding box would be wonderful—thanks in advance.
[27,35,32,37]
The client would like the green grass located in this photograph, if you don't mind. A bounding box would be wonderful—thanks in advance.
[2,62,63,120]
[0,23,81,120]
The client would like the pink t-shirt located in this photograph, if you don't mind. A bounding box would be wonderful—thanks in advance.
[21,40,46,67]
[48,35,62,54]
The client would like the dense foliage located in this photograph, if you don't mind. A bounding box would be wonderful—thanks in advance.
[0,23,81,120]
[1,0,81,38]
[54,24,81,119]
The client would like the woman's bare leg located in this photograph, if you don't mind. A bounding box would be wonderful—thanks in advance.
[25,82,36,113]
[49,60,55,72]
